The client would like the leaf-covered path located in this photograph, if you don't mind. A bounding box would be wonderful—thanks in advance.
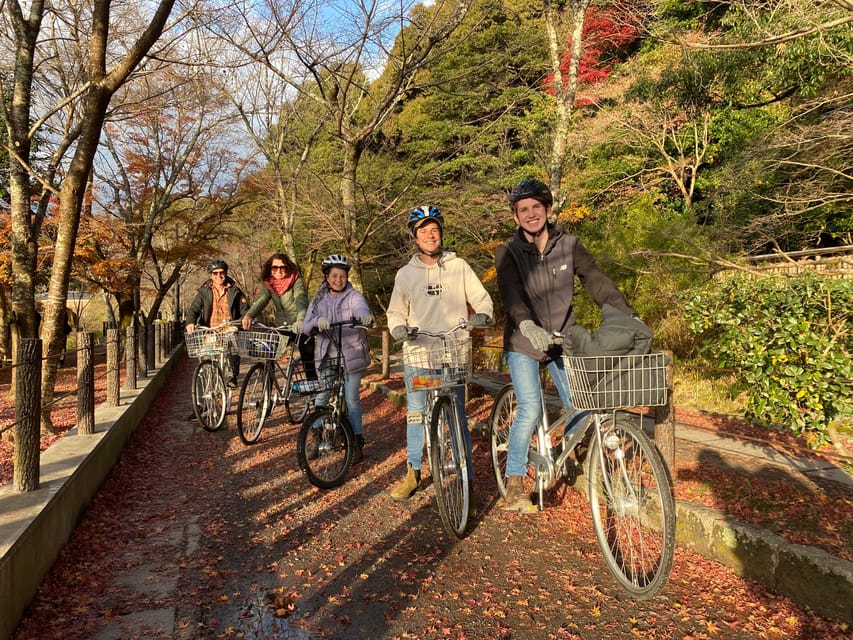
[12,356,849,639]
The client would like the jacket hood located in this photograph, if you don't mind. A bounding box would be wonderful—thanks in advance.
[406,250,458,269]
[512,223,563,255]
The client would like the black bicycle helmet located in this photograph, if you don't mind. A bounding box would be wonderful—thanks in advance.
[207,259,228,273]
[407,205,444,238]
[508,179,553,208]
[321,254,351,274]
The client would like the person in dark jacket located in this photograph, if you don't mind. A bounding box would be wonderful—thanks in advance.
[494,179,638,512]
[185,259,249,387]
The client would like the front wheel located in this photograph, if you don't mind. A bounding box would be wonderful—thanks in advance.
[430,396,470,538]
[192,360,227,432]
[296,407,354,489]
[237,363,272,445]
[587,415,675,599]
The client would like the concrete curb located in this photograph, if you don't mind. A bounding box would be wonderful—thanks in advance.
[362,378,853,624]
[0,349,182,640]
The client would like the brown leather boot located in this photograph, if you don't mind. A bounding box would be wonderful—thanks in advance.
[497,475,535,512]
[389,464,421,501]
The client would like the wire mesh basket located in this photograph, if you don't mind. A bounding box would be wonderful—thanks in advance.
[185,329,234,358]
[237,329,290,360]
[402,336,472,393]
[287,352,341,395]
[562,351,669,411]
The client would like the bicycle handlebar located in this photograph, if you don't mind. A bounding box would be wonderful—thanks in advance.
[244,320,294,333]
[403,318,469,340]
[188,319,242,333]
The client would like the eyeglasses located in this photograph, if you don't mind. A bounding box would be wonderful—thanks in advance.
[211,270,226,276]
[271,265,286,271]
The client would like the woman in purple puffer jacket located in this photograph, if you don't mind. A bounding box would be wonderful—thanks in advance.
[302,254,373,462]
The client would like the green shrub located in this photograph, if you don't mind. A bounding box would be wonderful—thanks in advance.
[683,273,852,447]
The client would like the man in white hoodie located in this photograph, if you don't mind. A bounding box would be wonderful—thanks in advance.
[386,206,494,502]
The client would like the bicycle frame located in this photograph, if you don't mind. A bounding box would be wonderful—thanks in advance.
[187,321,241,431]
[490,350,676,598]
[296,319,370,489]
[401,320,475,538]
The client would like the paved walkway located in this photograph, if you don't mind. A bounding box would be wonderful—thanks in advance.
[9,358,853,639]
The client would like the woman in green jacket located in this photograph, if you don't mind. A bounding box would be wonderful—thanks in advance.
[241,253,315,376]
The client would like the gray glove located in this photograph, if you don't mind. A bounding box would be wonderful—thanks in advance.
[390,325,409,342]
[519,320,551,352]
[292,320,304,334]
[468,313,492,328]
[357,314,372,327]
[317,317,330,332]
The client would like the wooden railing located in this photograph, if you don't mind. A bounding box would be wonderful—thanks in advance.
[7,322,183,492]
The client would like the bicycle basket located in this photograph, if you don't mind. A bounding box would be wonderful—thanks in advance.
[562,351,668,411]
[185,329,232,358]
[288,352,341,395]
[402,336,472,393]
[237,330,289,360]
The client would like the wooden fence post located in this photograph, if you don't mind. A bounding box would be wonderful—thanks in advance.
[14,338,41,492]
[146,324,155,373]
[77,332,95,434]
[154,323,162,366]
[106,328,120,407]
[125,325,137,390]
[654,350,675,471]
[381,330,390,379]
[138,323,148,378]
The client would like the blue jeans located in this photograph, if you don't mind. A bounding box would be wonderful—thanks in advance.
[404,367,472,479]
[505,351,573,478]
[316,359,364,435]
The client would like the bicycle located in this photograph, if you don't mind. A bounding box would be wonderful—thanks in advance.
[235,323,315,445]
[295,319,368,489]
[489,349,676,598]
[399,320,475,539]
[185,320,241,432]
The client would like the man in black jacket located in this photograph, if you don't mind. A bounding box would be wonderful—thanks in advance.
[185,259,249,388]
[494,179,638,512]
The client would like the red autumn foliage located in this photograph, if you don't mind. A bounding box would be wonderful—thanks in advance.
[544,6,641,106]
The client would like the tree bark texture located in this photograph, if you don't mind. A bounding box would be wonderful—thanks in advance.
[125,325,138,390]
[106,328,120,407]
[77,332,95,434]
[14,338,41,492]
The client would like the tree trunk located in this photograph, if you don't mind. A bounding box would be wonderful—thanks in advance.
[339,139,364,289]
[14,338,41,491]
[40,87,112,434]
[545,0,589,212]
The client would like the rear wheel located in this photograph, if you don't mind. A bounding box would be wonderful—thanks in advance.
[430,396,470,538]
[489,384,539,497]
[237,363,271,445]
[284,360,311,424]
[192,360,227,432]
[587,415,675,599]
[296,407,354,489]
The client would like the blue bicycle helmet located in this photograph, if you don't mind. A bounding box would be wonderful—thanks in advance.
[508,179,553,208]
[321,254,351,274]
[407,205,444,238]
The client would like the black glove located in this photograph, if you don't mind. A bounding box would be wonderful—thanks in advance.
[468,313,492,328]
[519,320,550,352]
[390,325,409,342]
